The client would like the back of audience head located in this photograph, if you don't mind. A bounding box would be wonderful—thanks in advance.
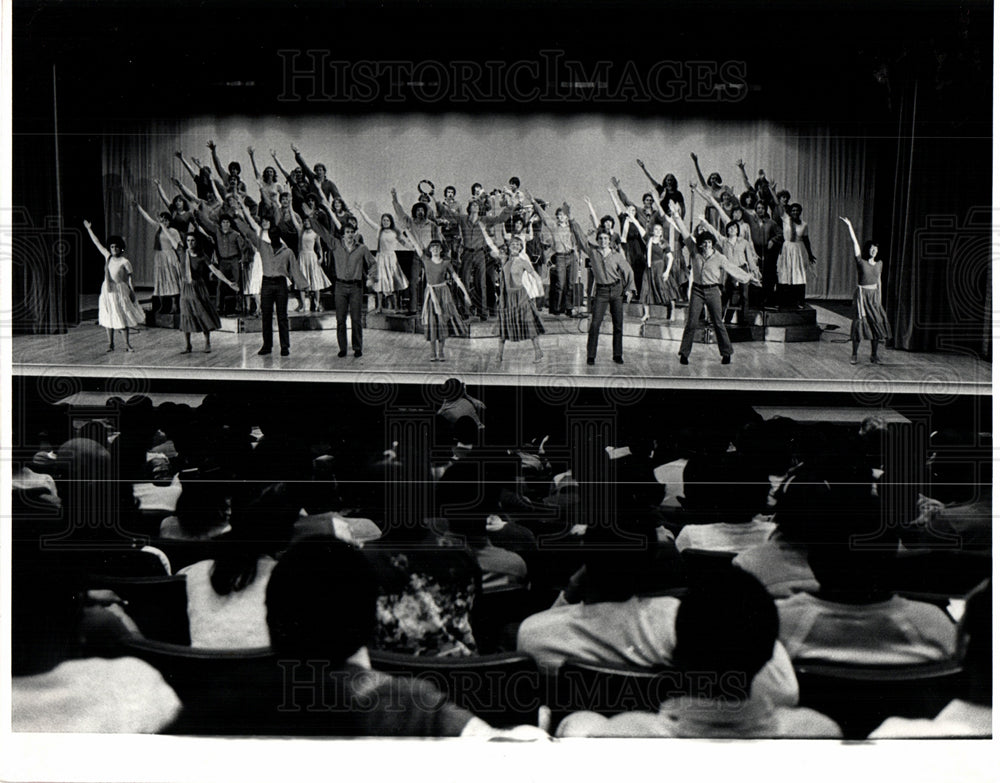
[673,568,777,701]
[680,453,768,521]
[266,536,376,665]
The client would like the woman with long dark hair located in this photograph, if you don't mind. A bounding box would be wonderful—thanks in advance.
[840,216,891,365]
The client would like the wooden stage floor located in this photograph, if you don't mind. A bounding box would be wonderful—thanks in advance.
[11,304,990,394]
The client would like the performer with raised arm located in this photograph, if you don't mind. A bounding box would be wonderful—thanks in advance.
[403,226,471,362]
[83,220,145,352]
[745,199,782,307]
[696,216,760,325]
[355,202,410,314]
[292,143,342,203]
[207,139,247,198]
[480,228,545,364]
[134,198,182,315]
[237,217,298,357]
[776,203,817,309]
[607,183,648,295]
[455,198,513,321]
[247,147,282,224]
[153,179,193,235]
[527,191,580,318]
[664,202,753,366]
[310,208,378,358]
[174,150,218,203]
[177,231,231,354]
[567,217,635,366]
[289,209,331,313]
[392,188,439,315]
[636,158,686,218]
[840,216,891,365]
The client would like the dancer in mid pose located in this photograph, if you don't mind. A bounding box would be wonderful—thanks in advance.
[134,199,182,314]
[638,221,674,330]
[178,232,232,354]
[840,216,891,365]
[403,228,471,362]
[663,203,753,366]
[356,204,410,313]
[83,221,145,352]
[482,230,545,364]
[290,211,331,312]
[776,203,817,309]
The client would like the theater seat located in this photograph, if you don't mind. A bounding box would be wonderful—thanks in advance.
[87,574,190,645]
[795,660,964,739]
[368,649,542,728]
[549,659,686,726]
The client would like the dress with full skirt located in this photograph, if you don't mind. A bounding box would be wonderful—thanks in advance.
[151,228,182,297]
[498,256,545,342]
[777,218,810,285]
[374,229,410,294]
[298,229,331,292]
[99,256,146,329]
[640,241,671,305]
[851,258,891,341]
[422,256,469,341]
[179,251,222,333]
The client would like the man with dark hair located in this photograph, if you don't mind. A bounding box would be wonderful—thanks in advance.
[311,220,377,358]
[665,202,752,366]
[556,569,841,737]
[239,221,297,356]
[265,536,542,737]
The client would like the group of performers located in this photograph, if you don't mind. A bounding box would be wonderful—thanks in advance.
[85,141,890,366]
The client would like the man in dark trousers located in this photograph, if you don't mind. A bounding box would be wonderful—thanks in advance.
[313,218,377,358]
[571,225,636,366]
[239,221,298,356]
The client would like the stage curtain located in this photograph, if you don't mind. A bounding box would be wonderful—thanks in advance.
[881,82,992,358]
[102,115,872,298]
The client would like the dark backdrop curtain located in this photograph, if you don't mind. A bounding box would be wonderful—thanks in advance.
[881,81,992,358]
[11,69,77,334]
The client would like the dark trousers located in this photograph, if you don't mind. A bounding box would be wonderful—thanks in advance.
[549,252,577,315]
[680,283,732,358]
[334,279,364,352]
[260,276,290,350]
[461,248,487,317]
[216,257,240,311]
[587,281,624,360]
[396,250,422,314]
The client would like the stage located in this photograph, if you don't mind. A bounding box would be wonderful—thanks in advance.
[12,302,989,394]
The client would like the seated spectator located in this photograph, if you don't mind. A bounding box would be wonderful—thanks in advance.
[265,536,543,737]
[177,483,298,648]
[158,474,232,541]
[733,471,824,598]
[869,581,991,738]
[294,455,382,543]
[674,454,775,553]
[557,569,840,737]
[517,531,798,706]
[11,550,181,733]
[776,497,957,665]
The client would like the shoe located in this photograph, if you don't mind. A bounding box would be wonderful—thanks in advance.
[850,355,858,365]
[721,355,731,365]
[870,356,882,365]
[613,357,624,365]
[354,350,363,358]
[586,358,595,366]
[337,349,348,358]
[106,345,115,352]
[280,348,289,356]
[678,354,689,365]
[257,347,271,355]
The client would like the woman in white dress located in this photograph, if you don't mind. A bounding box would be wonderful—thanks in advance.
[356,204,411,313]
[290,211,331,312]
[134,199,182,315]
[776,204,817,309]
[84,220,145,352]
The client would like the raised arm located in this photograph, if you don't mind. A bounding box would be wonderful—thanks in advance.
[610,177,635,210]
[690,152,709,189]
[208,140,227,181]
[401,227,425,257]
[839,216,862,257]
[319,192,343,230]
[290,208,304,235]
[247,147,262,181]
[390,188,411,229]
[478,222,502,259]
[664,202,692,244]
[607,186,627,216]
[83,219,110,258]
[270,150,293,184]
[175,151,199,181]
[154,179,173,209]
[736,159,754,193]
[696,216,724,245]
[524,191,556,230]
[292,144,316,185]
[636,159,661,192]
[583,195,600,230]
[134,199,159,229]
[171,176,200,205]
[354,202,381,231]
[691,181,731,222]
[210,178,225,209]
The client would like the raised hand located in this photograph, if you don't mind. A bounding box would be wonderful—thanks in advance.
[152,178,160,186]
[290,143,299,153]
[207,140,216,150]
[247,146,254,156]
[736,158,744,168]
[174,150,183,159]
[610,177,621,188]
[838,216,852,226]
[690,152,698,162]
[391,188,397,199]
[636,158,645,168]
[83,219,92,229]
